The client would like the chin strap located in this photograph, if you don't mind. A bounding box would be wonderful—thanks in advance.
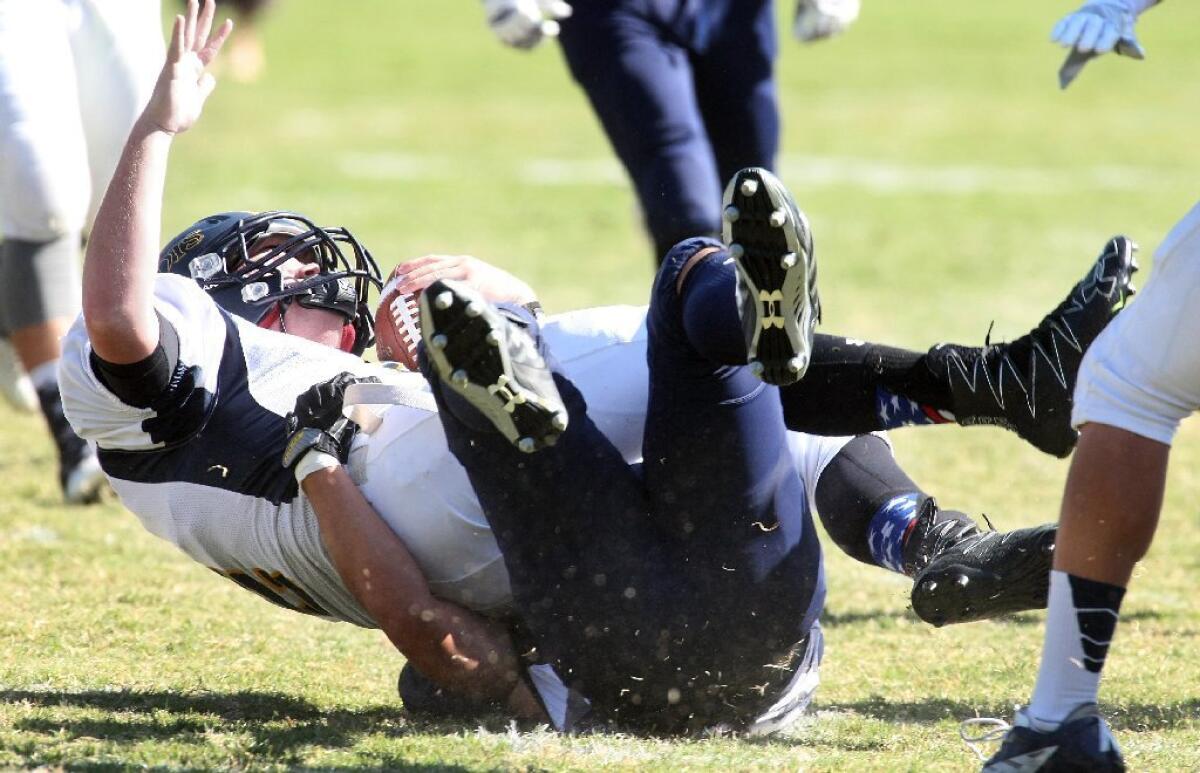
[339,322,357,353]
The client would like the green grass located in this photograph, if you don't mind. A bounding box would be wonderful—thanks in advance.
[3,0,1200,768]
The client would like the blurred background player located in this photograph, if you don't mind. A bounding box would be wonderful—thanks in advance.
[193,0,276,82]
[479,0,860,263]
[0,0,163,502]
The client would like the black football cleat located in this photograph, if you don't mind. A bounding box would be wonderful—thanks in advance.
[722,167,820,386]
[911,522,1056,627]
[419,280,567,453]
[928,236,1138,458]
[979,703,1125,772]
[36,383,106,505]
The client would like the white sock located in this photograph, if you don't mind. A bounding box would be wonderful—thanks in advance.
[1027,570,1125,729]
[29,358,60,391]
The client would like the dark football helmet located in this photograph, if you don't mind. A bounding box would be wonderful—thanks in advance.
[159,211,382,355]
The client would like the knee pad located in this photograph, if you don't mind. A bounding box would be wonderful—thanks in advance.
[0,237,82,330]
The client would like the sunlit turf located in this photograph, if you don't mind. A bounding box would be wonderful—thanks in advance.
[2,0,1198,768]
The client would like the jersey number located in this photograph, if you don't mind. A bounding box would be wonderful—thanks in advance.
[211,567,331,617]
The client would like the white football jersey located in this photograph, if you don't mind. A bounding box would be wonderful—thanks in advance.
[59,275,425,628]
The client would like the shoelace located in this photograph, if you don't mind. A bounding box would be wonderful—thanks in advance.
[959,716,1012,762]
[930,518,983,553]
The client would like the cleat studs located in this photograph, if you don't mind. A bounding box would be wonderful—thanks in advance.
[485,330,500,346]
[780,252,797,269]
[451,369,468,387]
[728,243,745,259]
[430,334,448,349]
[433,291,454,310]
[465,302,483,318]
[749,360,765,377]
[517,437,537,453]
[551,414,568,431]
[769,209,787,228]
[723,205,740,223]
[739,178,759,197]
[787,356,806,374]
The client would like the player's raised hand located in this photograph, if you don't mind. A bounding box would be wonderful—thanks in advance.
[144,0,233,135]
[793,0,860,44]
[482,0,572,50]
[1052,0,1152,59]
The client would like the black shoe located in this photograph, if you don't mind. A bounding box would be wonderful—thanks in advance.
[928,236,1138,458]
[900,499,982,577]
[419,280,567,453]
[722,167,820,386]
[978,704,1125,772]
[36,383,106,504]
[910,522,1056,627]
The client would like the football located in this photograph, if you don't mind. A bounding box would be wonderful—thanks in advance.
[373,267,423,370]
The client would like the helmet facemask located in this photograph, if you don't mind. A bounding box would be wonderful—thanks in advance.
[163,212,382,355]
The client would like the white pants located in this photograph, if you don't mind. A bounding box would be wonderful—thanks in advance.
[1072,200,1200,446]
[0,0,162,239]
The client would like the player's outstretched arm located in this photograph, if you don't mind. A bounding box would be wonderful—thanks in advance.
[83,0,232,364]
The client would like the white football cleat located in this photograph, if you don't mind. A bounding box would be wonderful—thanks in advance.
[0,338,37,413]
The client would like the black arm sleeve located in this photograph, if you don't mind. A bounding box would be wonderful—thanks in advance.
[89,315,180,408]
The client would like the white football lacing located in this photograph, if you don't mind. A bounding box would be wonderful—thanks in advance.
[388,291,421,366]
[960,715,1012,762]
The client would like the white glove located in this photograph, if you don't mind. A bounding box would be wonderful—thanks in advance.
[483,0,573,50]
[793,0,861,43]
[1051,0,1157,59]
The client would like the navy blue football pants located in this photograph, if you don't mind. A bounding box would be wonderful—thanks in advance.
[425,238,823,731]
[557,0,778,260]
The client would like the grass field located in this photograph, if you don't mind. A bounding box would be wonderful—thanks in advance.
[3,0,1199,769]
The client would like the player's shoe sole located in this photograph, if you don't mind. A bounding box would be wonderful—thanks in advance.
[722,167,820,386]
[911,523,1056,627]
[419,280,567,453]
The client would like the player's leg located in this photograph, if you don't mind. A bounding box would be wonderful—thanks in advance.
[74,0,163,233]
[984,203,1200,772]
[779,236,1138,457]
[557,2,722,260]
[0,0,103,502]
[417,285,694,729]
[633,187,826,732]
[691,0,780,185]
[812,434,1056,626]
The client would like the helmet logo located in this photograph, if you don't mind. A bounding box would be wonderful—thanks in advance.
[165,230,205,269]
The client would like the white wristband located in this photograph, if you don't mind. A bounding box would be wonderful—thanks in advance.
[294,450,340,484]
